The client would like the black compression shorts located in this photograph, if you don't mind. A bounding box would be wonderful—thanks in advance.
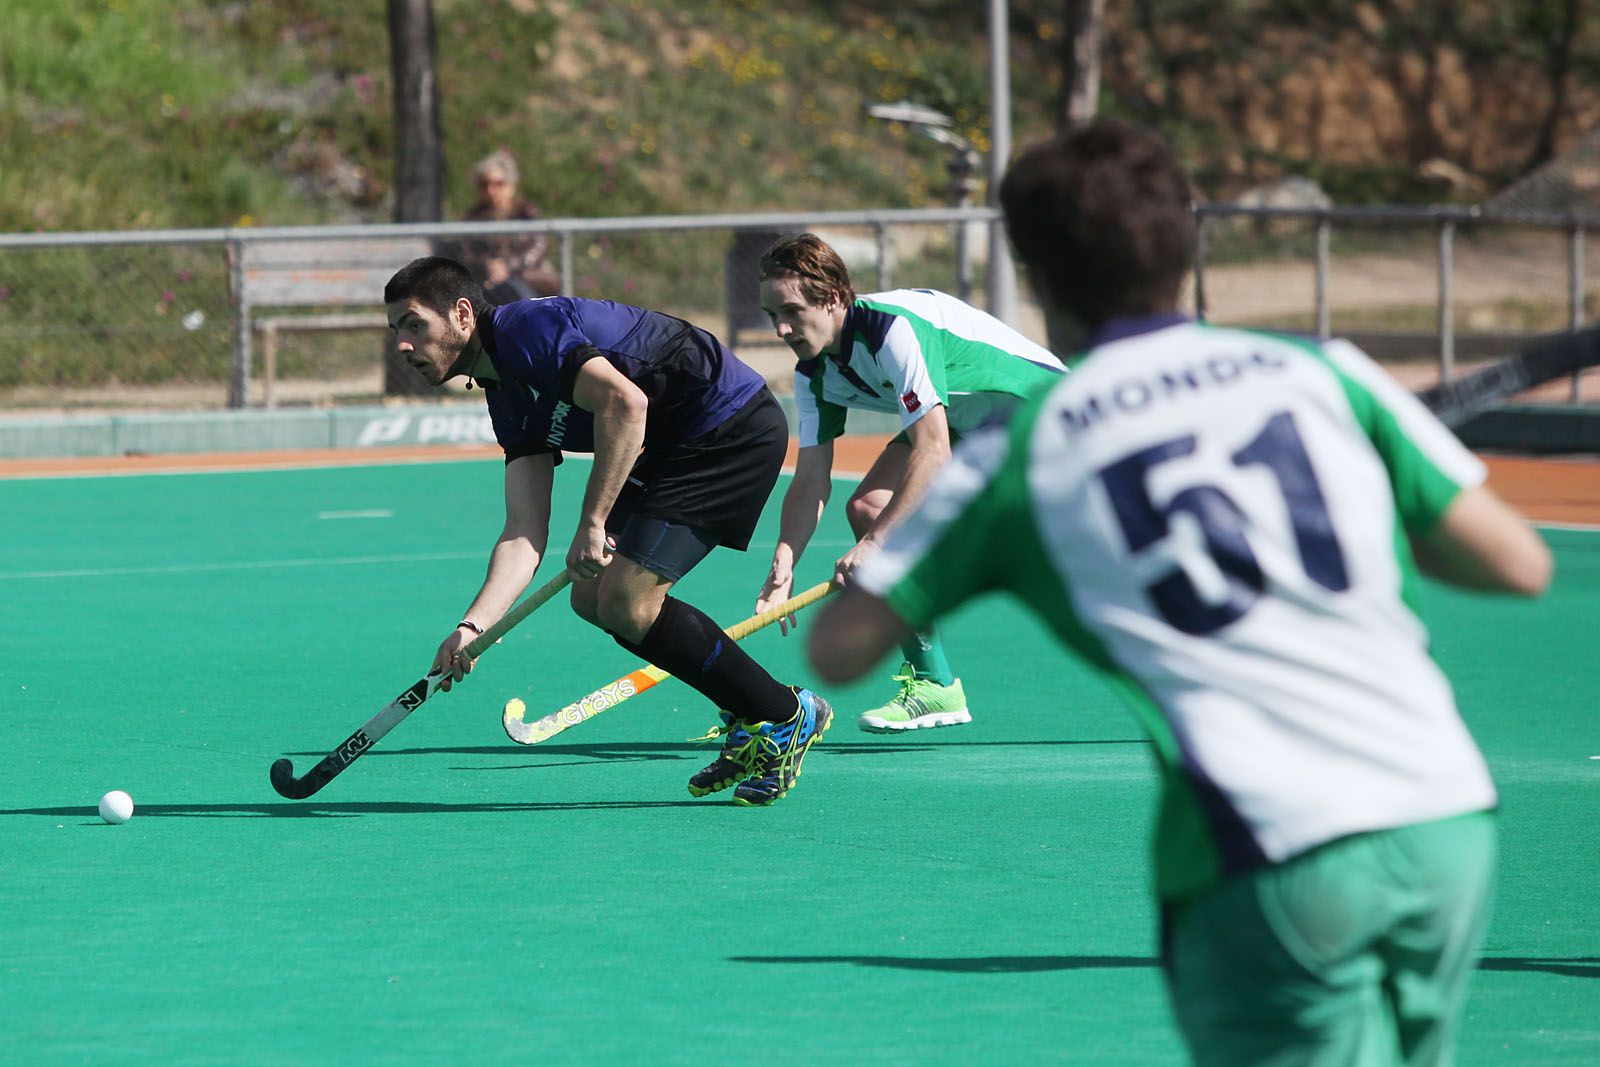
[605,388,788,560]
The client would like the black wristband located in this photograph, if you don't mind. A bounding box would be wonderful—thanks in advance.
[457,619,485,636]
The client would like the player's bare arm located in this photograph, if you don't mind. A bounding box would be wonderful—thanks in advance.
[808,586,910,685]
[834,406,952,585]
[568,357,647,581]
[1411,483,1554,595]
[864,405,952,544]
[758,440,835,634]
[434,452,556,689]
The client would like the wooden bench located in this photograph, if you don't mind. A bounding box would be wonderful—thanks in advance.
[236,237,432,407]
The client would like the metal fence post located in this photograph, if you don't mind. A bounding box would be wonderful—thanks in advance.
[874,222,890,290]
[1571,225,1586,401]
[984,0,1018,327]
[227,236,250,409]
[1314,216,1332,340]
[1437,220,1455,382]
[261,320,278,410]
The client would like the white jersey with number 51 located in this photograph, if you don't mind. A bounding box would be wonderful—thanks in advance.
[857,318,1497,903]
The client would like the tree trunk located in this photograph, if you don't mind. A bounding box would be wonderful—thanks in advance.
[1059,0,1106,128]
[384,0,447,396]
[1130,0,1183,123]
[1368,0,1451,164]
[1527,0,1581,172]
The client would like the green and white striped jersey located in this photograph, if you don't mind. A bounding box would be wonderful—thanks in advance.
[856,318,1496,902]
[794,289,1063,447]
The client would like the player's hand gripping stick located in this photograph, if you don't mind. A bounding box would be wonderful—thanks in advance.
[269,571,573,799]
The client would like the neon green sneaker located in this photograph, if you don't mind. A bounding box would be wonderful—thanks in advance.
[857,663,971,733]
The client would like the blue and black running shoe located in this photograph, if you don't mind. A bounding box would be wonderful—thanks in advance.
[687,712,762,797]
[732,689,832,807]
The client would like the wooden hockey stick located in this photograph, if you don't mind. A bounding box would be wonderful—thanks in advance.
[269,571,573,799]
[1415,324,1600,427]
[502,580,837,745]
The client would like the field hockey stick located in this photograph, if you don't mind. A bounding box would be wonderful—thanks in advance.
[1415,324,1600,427]
[269,570,573,799]
[502,579,838,745]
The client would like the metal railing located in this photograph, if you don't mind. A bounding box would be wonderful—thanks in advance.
[2,203,1597,412]
[1194,203,1599,400]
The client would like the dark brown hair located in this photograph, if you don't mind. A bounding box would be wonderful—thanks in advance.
[999,120,1196,330]
[383,256,492,320]
[758,233,856,307]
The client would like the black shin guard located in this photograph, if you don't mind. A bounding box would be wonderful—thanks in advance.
[613,597,796,723]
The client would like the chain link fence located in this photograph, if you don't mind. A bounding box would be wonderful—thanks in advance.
[2,204,1598,415]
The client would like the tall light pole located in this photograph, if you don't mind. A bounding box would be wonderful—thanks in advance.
[867,101,982,300]
[987,0,1017,326]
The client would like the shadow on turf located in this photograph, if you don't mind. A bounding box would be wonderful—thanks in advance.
[731,954,1155,973]
[731,955,1600,978]
[1,800,717,819]
[302,743,698,760]
[1478,956,1600,979]
[302,738,1149,761]
[275,739,1149,775]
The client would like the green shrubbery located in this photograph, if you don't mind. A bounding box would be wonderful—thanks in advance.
[1,0,1053,234]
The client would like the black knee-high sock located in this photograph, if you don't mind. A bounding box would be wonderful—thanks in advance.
[613,597,796,723]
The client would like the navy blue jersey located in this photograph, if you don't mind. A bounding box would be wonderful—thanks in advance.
[478,297,768,461]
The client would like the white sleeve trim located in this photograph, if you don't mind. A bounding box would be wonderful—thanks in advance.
[1321,339,1487,489]
[875,317,940,431]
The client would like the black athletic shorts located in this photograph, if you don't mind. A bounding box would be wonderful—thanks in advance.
[605,387,788,556]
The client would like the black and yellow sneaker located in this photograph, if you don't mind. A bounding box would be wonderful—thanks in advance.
[732,689,832,807]
[687,712,763,797]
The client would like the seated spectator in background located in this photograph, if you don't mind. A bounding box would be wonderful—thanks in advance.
[450,149,560,304]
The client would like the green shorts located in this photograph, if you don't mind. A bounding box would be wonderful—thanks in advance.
[1163,811,1497,1067]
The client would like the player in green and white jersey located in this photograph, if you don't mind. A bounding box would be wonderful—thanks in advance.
[754,233,1064,733]
[807,122,1553,1066]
